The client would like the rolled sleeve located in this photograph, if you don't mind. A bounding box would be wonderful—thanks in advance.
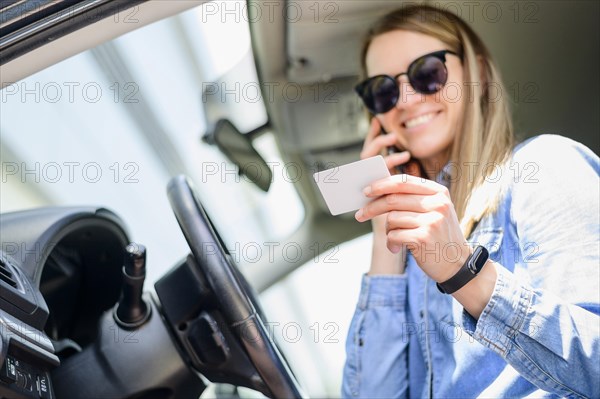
[461,265,532,356]
[461,265,600,398]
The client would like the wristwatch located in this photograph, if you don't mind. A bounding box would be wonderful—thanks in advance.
[436,245,489,294]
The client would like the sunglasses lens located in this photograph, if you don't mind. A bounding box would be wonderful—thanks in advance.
[409,56,448,94]
[359,76,398,114]
[356,53,451,113]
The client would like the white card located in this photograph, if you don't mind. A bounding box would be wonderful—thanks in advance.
[313,155,390,216]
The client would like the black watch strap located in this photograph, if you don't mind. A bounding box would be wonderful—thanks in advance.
[436,245,489,294]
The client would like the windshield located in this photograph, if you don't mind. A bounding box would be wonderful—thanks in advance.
[0,2,304,285]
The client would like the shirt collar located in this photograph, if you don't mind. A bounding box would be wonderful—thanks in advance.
[434,162,452,188]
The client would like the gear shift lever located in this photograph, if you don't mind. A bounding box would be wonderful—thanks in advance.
[114,243,150,328]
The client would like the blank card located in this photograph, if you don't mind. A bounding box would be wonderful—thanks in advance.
[313,155,390,216]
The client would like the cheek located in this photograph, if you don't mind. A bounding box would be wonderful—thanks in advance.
[439,81,466,137]
[438,101,462,145]
[443,74,464,109]
[444,92,464,129]
[441,84,463,108]
[442,64,466,119]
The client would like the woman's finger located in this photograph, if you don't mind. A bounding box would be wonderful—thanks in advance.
[384,151,411,170]
[385,227,425,253]
[356,193,429,221]
[360,132,397,159]
[364,174,447,197]
[385,210,422,231]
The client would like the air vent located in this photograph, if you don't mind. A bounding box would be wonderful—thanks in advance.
[0,257,18,288]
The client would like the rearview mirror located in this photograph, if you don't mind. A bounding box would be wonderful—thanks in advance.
[203,119,272,192]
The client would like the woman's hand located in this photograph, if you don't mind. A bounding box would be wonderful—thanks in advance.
[360,118,414,275]
[361,117,411,171]
[355,173,471,283]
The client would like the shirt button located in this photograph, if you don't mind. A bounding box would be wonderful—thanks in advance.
[419,310,425,318]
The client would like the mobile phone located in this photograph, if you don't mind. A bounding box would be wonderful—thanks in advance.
[381,128,406,174]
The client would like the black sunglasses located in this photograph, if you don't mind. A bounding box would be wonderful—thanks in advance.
[355,50,459,114]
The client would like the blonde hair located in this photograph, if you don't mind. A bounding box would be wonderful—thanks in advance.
[360,5,514,238]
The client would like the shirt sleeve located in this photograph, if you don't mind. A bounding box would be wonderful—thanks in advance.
[341,273,410,399]
[462,135,600,398]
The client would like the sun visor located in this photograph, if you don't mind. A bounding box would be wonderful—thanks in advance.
[277,78,367,153]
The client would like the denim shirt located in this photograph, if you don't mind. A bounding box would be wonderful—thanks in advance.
[342,135,600,398]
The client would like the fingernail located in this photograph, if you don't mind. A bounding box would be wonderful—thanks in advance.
[390,245,401,253]
[363,186,372,196]
[355,209,364,221]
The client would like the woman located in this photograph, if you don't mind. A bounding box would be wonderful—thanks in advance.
[343,5,599,398]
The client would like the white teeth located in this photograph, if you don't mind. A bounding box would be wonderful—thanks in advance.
[404,112,436,128]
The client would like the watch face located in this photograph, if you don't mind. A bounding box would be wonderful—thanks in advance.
[467,246,485,274]
[467,245,489,275]
[467,260,478,274]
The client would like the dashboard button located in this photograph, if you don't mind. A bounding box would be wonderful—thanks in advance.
[15,370,27,388]
[1,356,17,383]
[37,374,50,398]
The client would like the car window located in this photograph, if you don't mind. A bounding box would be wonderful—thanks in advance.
[0,2,304,285]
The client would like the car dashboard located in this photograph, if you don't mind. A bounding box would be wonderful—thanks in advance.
[0,207,132,398]
[0,204,290,399]
[0,207,210,399]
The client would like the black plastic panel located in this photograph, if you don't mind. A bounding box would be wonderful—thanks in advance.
[0,206,131,398]
[155,257,269,394]
[0,207,129,331]
[0,0,148,64]
[51,296,205,398]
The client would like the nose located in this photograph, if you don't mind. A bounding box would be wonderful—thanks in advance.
[395,74,424,110]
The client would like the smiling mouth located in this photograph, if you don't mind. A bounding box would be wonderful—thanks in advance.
[402,111,440,129]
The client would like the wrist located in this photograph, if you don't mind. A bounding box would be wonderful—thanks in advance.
[369,215,407,275]
[436,243,473,284]
[369,239,406,275]
[452,260,498,319]
[436,245,486,294]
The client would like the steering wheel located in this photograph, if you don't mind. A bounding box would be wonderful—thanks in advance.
[167,175,306,399]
